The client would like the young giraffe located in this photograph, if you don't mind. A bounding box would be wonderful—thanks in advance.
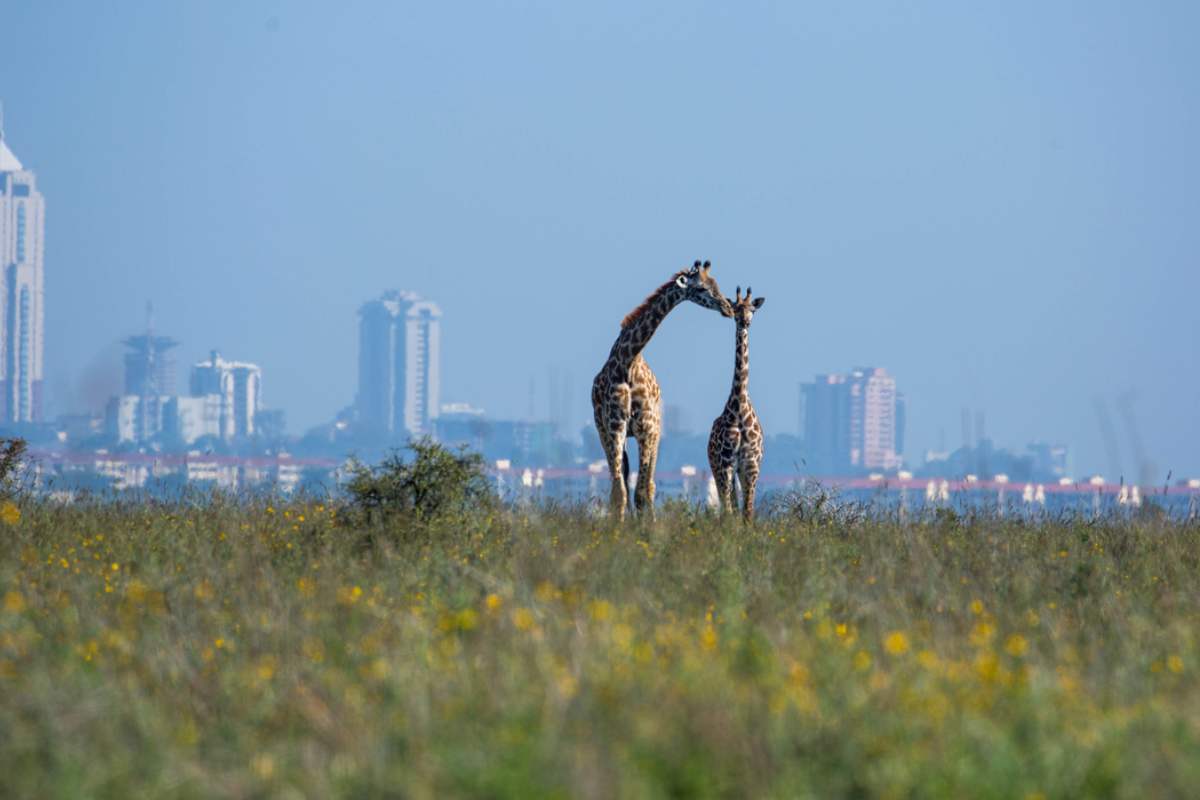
[592,261,733,519]
[708,286,766,520]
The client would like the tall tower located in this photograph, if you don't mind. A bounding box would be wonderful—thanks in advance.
[847,367,900,470]
[356,290,441,438]
[123,303,178,396]
[0,108,46,422]
[116,305,178,443]
[403,299,441,436]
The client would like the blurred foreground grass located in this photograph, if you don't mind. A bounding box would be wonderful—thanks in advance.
[1,497,1198,798]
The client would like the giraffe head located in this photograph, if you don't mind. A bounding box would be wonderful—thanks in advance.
[730,285,766,327]
[675,260,734,318]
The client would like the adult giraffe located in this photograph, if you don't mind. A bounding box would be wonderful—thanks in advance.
[592,260,733,519]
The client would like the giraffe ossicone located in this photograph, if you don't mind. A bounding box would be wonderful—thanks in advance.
[592,261,732,520]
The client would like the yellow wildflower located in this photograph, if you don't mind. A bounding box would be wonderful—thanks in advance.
[970,621,995,647]
[455,608,478,631]
[485,593,503,612]
[1005,634,1028,658]
[1168,655,1184,674]
[512,607,535,631]
[0,501,20,525]
[612,622,634,651]
[884,631,910,656]
[2,590,24,614]
[251,753,275,779]
[256,656,277,681]
[337,585,363,606]
[588,599,613,622]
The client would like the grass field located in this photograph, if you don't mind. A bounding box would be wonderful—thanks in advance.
[1,494,1198,798]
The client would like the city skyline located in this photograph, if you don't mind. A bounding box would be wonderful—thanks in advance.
[1,4,1197,477]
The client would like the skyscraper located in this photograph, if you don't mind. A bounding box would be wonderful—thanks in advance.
[0,110,45,422]
[356,290,441,438]
[847,367,901,470]
[123,304,178,396]
[801,373,851,474]
[801,367,902,473]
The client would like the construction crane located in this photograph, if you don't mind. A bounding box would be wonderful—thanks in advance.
[1116,391,1156,488]
[1092,396,1123,482]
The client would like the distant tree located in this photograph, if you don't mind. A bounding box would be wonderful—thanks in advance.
[346,437,493,522]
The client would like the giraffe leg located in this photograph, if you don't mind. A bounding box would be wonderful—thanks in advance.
[634,429,659,518]
[739,462,760,521]
[599,386,633,520]
[605,424,630,520]
[714,465,735,516]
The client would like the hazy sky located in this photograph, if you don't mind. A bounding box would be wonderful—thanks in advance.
[2,1,1197,477]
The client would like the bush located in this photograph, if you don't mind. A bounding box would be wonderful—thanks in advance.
[0,438,27,497]
[346,437,493,521]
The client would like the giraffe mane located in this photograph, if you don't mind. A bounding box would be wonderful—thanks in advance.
[620,274,684,329]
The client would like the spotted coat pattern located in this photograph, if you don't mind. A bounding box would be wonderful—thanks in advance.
[592,261,732,519]
[708,286,766,520]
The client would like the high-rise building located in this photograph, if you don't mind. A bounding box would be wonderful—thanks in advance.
[356,290,441,437]
[0,111,46,422]
[191,350,262,439]
[108,307,179,442]
[123,305,178,396]
[801,374,851,474]
[848,367,901,470]
[801,367,902,473]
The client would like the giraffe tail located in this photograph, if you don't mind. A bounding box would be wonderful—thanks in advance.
[621,445,632,503]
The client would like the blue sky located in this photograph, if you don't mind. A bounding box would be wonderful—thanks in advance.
[2,1,1197,477]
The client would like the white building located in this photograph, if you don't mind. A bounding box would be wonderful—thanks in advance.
[0,112,45,422]
[165,395,223,444]
[106,394,170,444]
[356,291,441,437]
[106,349,261,445]
[847,367,901,470]
[190,350,262,439]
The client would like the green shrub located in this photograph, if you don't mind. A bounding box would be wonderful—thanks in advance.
[345,437,493,522]
[0,438,27,497]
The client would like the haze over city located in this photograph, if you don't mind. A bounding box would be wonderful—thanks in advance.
[1,1,1197,479]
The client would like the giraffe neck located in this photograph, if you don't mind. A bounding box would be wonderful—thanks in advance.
[608,282,684,367]
[727,323,750,410]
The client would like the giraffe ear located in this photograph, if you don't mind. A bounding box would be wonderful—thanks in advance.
[675,274,689,289]
[752,297,766,310]
[701,260,711,275]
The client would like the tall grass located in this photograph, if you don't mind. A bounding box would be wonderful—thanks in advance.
[1,495,1198,797]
